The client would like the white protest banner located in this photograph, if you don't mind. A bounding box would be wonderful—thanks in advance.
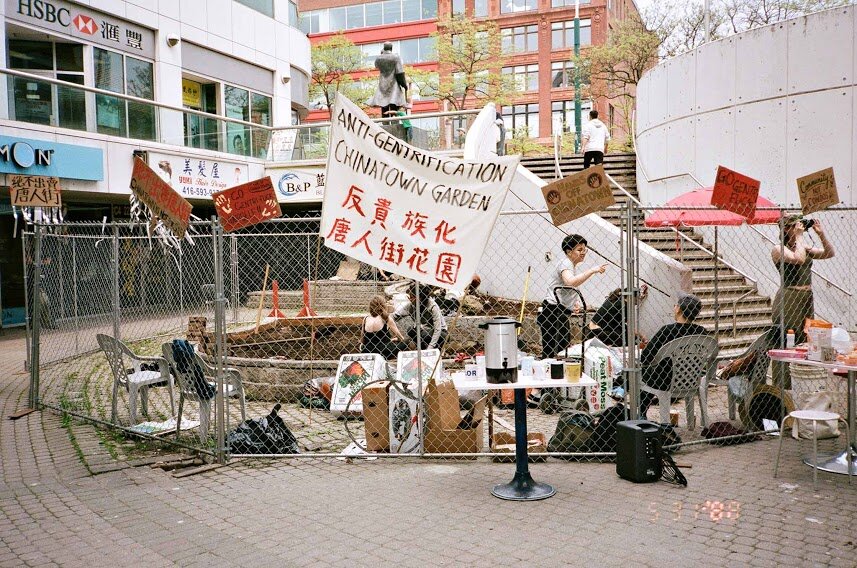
[320,94,520,292]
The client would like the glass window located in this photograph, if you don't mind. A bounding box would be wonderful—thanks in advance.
[552,0,590,6]
[551,100,592,135]
[503,103,539,137]
[346,5,365,28]
[366,3,383,25]
[94,48,125,135]
[422,0,438,18]
[126,56,155,140]
[225,85,250,156]
[419,36,437,61]
[551,19,591,49]
[500,0,536,13]
[9,40,54,70]
[503,64,538,92]
[551,60,574,88]
[474,0,488,16]
[234,0,273,17]
[250,93,271,158]
[452,0,465,15]
[383,0,401,23]
[289,1,299,25]
[329,7,346,30]
[402,0,421,21]
[55,43,83,72]
[400,39,419,64]
[501,25,538,53]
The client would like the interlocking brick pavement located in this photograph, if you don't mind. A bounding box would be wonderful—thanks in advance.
[1,329,856,567]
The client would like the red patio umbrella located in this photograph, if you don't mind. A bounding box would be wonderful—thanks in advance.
[644,187,781,334]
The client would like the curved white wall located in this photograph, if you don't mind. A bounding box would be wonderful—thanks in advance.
[636,5,856,207]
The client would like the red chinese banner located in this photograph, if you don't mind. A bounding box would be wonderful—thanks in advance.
[212,177,281,233]
[710,165,760,219]
[129,157,193,239]
[320,94,520,292]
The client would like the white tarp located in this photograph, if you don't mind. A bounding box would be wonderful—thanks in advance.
[320,94,520,292]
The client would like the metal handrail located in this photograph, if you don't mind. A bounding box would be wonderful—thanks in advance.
[553,132,563,179]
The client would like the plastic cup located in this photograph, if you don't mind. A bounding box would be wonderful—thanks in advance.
[520,356,534,376]
[564,361,581,383]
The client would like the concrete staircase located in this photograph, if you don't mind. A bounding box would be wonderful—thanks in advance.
[521,153,772,358]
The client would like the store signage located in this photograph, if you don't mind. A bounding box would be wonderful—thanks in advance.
[129,158,192,239]
[0,135,103,180]
[541,164,615,226]
[213,177,282,233]
[797,167,838,215]
[711,165,760,219]
[6,0,155,58]
[266,167,325,203]
[182,79,202,108]
[148,152,249,200]
[9,175,62,207]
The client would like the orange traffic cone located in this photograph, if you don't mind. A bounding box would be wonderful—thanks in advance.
[296,279,318,317]
[268,280,286,318]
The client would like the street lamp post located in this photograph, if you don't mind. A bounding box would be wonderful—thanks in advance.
[573,0,582,154]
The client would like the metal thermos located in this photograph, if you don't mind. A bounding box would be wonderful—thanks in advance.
[479,317,521,383]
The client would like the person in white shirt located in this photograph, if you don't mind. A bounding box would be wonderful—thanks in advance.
[581,109,610,169]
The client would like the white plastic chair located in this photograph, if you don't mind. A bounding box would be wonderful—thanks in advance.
[641,334,719,430]
[97,334,175,426]
[774,409,852,486]
[162,343,246,441]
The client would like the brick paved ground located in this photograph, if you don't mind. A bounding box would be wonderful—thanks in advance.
[1,329,856,567]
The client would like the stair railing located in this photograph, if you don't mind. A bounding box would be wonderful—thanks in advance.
[553,132,563,179]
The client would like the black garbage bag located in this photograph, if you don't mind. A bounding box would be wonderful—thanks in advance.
[227,404,299,455]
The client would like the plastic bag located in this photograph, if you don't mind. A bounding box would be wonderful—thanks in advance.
[227,404,299,454]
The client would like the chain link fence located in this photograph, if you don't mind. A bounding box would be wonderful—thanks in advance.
[26,204,857,463]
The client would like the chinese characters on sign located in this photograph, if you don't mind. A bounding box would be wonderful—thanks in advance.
[710,165,760,219]
[541,165,615,226]
[212,177,282,233]
[797,167,838,215]
[129,158,193,239]
[150,153,249,199]
[320,95,520,292]
[8,175,62,208]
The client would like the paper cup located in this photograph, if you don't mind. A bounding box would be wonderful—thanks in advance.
[476,355,486,379]
[520,356,534,377]
[533,361,547,380]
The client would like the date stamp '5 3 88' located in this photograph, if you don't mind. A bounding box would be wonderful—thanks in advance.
[649,500,741,524]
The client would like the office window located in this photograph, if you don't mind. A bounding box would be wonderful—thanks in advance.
[289,1,299,25]
[402,0,422,20]
[93,47,155,140]
[474,0,488,16]
[366,3,383,25]
[383,0,402,23]
[501,25,538,53]
[503,103,539,137]
[551,60,574,88]
[419,36,437,61]
[502,65,538,92]
[235,0,273,17]
[400,38,419,63]
[551,100,592,135]
[330,7,347,30]
[422,0,438,18]
[551,19,592,49]
[452,0,465,15]
[346,5,365,28]
[552,0,590,7]
[500,0,536,13]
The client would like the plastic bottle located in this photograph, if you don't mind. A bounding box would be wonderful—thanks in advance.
[786,329,795,349]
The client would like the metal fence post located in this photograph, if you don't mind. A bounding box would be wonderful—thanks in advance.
[212,218,227,464]
[624,201,641,419]
[112,225,121,342]
[28,225,43,408]
[72,236,79,356]
[230,234,239,323]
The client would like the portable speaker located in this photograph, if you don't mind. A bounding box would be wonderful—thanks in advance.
[615,420,663,483]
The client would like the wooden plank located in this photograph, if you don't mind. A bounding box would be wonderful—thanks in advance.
[172,463,223,478]
[7,408,37,420]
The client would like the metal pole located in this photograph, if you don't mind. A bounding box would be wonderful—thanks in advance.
[415,283,424,455]
[28,225,43,408]
[573,0,582,154]
[73,237,79,355]
[624,202,640,418]
[230,234,239,323]
[23,232,32,373]
[212,218,226,464]
[112,225,121,342]
[704,0,711,44]
[179,251,184,316]
[714,227,719,337]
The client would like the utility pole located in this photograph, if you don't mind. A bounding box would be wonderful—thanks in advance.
[704,0,711,43]
[573,0,582,153]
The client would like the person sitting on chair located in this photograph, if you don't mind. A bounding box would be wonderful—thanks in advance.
[638,292,708,417]
[392,282,448,350]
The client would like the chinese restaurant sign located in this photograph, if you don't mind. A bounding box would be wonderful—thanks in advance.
[320,94,519,292]
[711,165,760,219]
[212,177,281,233]
[9,175,61,207]
[129,158,192,239]
[541,165,615,226]
[797,167,838,215]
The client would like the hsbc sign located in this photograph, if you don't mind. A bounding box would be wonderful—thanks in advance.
[7,0,155,58]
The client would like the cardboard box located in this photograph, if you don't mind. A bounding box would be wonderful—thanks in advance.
[362,382,390,452]
[424,379,487,454]
[491,432,547,463]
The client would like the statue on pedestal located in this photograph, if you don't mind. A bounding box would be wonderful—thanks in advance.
[368,43,409,117]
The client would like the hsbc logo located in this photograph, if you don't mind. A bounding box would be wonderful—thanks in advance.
[72,14,97,34]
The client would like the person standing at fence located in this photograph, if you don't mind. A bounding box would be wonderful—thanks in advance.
[770,215,835,387]
[581,110,610,169]
[393,282,448,349]
[537,234,607,359]
[361,296,408,360]
[638,292,708,417]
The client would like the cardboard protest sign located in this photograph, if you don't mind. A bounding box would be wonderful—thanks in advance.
[710,165,760,219]
[797,167,838,215]
[320,94,520,292]
[9,175,62,207]
[129,157,193,239]
[541,165,615,226]
[212,177,281,233]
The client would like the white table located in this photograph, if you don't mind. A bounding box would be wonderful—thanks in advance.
[452,372,596,501]
[767,352,856,476]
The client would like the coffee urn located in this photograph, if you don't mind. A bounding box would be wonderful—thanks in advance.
[479,317,521,383]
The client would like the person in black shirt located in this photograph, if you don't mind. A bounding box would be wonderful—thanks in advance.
[639,292,708,417]
[590,285,648,348]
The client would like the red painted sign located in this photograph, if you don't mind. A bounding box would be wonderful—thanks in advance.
[129,158,193,239]
[711,165,760,219]
[212,177,281,233]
